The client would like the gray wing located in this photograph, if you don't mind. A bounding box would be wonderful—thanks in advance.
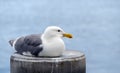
[24,34,42,47]
[14,34,43,56]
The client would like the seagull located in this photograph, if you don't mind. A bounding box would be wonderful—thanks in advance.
[9,26,73,57]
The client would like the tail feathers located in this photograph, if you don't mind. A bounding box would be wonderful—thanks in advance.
[9,40,15,47]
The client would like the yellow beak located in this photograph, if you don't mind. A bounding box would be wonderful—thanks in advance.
[63,33,73,38]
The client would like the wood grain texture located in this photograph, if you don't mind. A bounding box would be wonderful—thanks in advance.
[10,50,86,73]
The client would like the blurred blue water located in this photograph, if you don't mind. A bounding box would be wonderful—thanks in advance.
[0,0,120,73]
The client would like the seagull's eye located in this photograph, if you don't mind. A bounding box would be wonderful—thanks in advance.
[57,30,61,32]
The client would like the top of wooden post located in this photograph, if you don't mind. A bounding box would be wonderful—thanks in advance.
[11,50,85,62]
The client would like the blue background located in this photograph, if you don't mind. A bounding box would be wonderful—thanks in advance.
[0,0,120,73]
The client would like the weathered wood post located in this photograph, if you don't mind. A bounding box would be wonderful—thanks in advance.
[10,50,86,73]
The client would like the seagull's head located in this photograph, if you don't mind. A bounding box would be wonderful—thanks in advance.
[43,26,73,39]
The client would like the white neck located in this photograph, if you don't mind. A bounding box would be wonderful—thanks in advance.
[40,34,65,56]
[41,34,61,41]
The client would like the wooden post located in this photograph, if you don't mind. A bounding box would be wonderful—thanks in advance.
[10,50,86,73]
